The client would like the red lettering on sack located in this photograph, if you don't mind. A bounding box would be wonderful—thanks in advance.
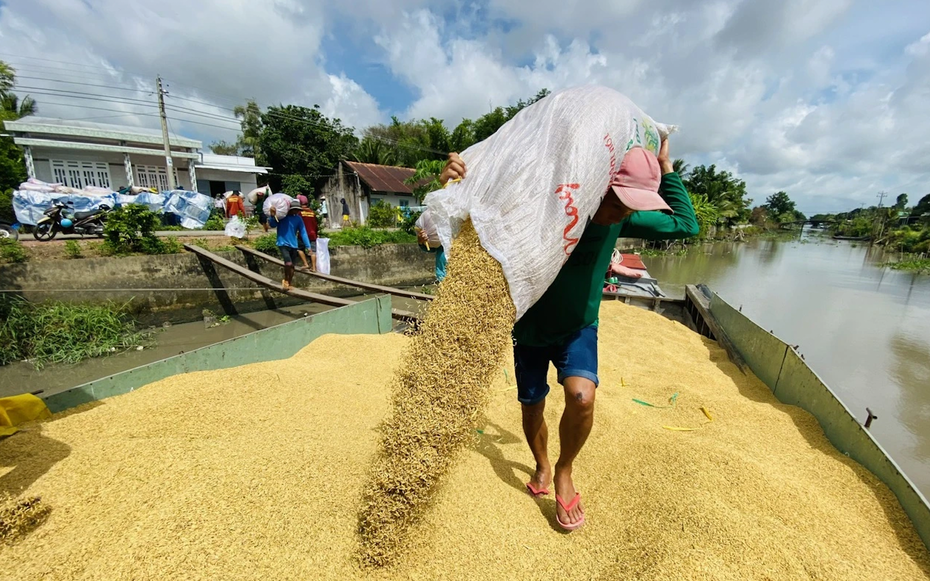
[604,133,617,178]
[556,183,581,255]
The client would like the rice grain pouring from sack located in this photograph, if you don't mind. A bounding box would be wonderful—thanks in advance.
[359,86,676,564]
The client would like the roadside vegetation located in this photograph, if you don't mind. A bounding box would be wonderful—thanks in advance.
[0,295,149,367]
[884,256,930,274]
[0,237,26,263]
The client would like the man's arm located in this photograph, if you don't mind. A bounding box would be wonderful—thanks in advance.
[620,173,699,240]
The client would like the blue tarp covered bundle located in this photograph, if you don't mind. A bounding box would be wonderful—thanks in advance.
[13,189,212,229]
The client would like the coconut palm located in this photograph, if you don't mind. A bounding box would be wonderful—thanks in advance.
[1,93,37,120]
[672,158,690,180]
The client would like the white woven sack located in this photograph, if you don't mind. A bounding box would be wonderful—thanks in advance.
[263,193,292,221]
[414,211,442,247]
[424,85,674,320]
[316,238,331,275]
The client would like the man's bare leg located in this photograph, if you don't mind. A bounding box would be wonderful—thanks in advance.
[522,398,551,493]
[310,252,317,272]
[283,264,294,290]
[297,250,310,269]
[554,376,596,526]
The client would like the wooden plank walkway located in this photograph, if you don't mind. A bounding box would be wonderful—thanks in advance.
[184,244,420,321]
[235,245,434,301]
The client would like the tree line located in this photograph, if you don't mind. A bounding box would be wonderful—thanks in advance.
[0,57,813,239]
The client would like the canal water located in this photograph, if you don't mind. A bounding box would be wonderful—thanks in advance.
[647,230,930,499]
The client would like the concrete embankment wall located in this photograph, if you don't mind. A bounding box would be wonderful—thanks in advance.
[0,244,434,324]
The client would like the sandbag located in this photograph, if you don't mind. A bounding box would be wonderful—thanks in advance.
[247,186,271,206]
[316,238,331,275]
[414,211,441,247]
[423,85,674,320]
[263,193,292,221]
[225,215,247,239]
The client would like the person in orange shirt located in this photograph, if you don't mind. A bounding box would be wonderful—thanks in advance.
[225,191,246,219]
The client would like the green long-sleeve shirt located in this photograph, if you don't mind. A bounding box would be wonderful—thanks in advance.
[513,172,698,347]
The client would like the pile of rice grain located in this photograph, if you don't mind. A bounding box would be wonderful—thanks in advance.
[0,494,50,544]
[358,220,516,565]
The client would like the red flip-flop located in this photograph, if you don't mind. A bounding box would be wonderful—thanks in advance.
[556,493,585,531]
[526,482,550,497]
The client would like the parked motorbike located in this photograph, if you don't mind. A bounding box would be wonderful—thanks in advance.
[0,221,18,240]
[33,202,111,241]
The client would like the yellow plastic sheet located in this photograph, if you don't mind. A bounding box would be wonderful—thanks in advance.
[0,394,52,437]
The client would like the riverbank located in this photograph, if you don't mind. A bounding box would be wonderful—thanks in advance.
[884,255,930,274]
[0,243,434,324]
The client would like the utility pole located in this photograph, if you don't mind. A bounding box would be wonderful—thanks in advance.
[156,75,177,191]
[875,191,888,244]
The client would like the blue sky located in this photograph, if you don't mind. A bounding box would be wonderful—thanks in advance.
[1,0,930,213]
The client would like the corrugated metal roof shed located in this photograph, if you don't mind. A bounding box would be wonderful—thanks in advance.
[344,161,417,194]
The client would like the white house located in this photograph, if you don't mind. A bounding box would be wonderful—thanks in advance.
[4,117,269,195]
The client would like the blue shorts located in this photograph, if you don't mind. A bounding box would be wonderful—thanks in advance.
[513,325,599,406]
[299,239,317,253]
[279,245,300,265]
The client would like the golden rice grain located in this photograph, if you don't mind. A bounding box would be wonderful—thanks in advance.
[0,494,50,544]
[358,220,516,565]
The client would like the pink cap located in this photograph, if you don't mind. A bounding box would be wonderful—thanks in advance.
[609,147,672,213]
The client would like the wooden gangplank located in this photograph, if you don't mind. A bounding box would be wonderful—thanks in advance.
[235,245,434,302]
[184,244,419,321]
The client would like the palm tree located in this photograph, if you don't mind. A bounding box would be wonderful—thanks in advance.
[353,137,397,166]
[1,93,37,119]
[672,158,690,180]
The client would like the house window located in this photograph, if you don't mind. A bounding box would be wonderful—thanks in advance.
[50,160,111,189]
[399,199,410,208]
[135,165,180,191]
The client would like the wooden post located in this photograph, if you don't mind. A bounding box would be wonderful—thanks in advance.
[195,254,239,316]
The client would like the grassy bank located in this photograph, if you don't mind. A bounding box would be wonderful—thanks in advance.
[0,296,149,367]
[883,255,930,274]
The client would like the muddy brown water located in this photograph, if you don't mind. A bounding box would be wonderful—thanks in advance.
[647,229,930,500]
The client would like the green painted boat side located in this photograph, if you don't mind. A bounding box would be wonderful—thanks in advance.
[42,296,393,414]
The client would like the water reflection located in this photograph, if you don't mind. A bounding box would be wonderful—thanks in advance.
[890,334,930,463]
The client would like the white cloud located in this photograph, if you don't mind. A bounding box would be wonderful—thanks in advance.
[2,0,930,212]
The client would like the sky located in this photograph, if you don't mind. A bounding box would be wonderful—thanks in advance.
[1,0,929,214]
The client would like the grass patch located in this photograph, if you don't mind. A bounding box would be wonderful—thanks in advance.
[0,238,27,264]
[64,240,83,259]
[883,255,930,274]
[327,226,416,249]
[0,296,150,368]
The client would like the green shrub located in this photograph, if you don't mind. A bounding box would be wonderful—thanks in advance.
[327,225,416,249]
[64,240,83,259]
[203,213,226,231]
[0,237,26,263]
[103,205,161,255]
[0,188,14,222]
[400,210,422,235]
[0,296,149,367]
[253,233,279,254]
[368,201,396,228]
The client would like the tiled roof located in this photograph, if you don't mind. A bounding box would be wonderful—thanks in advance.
[343,161,417,194]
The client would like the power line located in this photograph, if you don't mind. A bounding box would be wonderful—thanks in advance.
[16,100,155,116]
[0,52,126,73]
[14,75,153,94]
[14,85,156,106]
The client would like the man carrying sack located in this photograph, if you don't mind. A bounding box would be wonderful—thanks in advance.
[438,137,698,531]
